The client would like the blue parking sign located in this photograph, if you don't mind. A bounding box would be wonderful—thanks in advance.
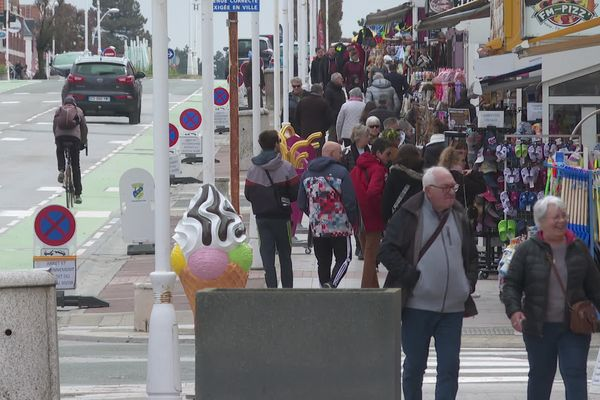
[213,0,260,12]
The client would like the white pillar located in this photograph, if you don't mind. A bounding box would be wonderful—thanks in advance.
[309,0,316,62]
[146,0,182,398]
[187,0,193,75]
[97,0,101,54]
[251,11,261,156]
[298,0,308,87]
[282,0,290,124]
[202,0,215,184]
[5,0,9,81]
[325,0,329,48]
[287,0,294,83]
[84,6,89,53]
[273,0,281,129]
[412,3,418,42]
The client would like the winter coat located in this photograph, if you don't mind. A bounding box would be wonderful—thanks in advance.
[366,78,401,112]
[310,56,325,84]
[341,143,370,172]
[244,151,299,219]
[295,93,331,140]
[342,60,365,92]
[350,152,388,232]
[384,71,410,101]
[368,107,396,126]
[322,56,338,86]
[53,105,88,145]
[423,141,446,169]
[450,169,486,210]
[381,165,423,222]
[336,99,366,141]
[298,157,359,237]
[287,89,310,133]
[378,191,479,316]
[324,81,346,123]
[502,231,600,337]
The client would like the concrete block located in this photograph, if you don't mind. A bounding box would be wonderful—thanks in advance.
[0,270,59,400]
[195,289,402,400]
[133,282,153,332]
[264,68,283,111]
[239,108,270,170]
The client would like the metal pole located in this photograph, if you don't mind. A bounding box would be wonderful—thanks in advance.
[251,11,260,156]
[282,0,290,124]
[309,0,316,64]
[228,11,240,212]
[5,0,10,81]
[325,0,329,48]
[84,5,89,53]
[97,0,101,54]
[299,0,308,87]
[273,0,281,129]
[52,4,56,58]
[202,0,215,185]
[187,0,192,74]
[287,0,294,83]
[146,0,181,398]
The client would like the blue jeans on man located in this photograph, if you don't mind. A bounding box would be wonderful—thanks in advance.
[402,308,464,400]
[523,322,590,400]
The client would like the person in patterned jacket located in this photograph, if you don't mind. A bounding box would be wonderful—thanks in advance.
[298,142,359,288]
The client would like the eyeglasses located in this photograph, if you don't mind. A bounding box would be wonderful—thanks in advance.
[368,125,380,128]
[430,184,460,194]
[292,84,301,88]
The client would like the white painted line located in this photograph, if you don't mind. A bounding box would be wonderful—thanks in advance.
[100,157,109,162]
[1,101,20,104]
[105,187,119,192]
[0,210,34,218]
[75,248,86,256]
[42,100,61,103]
[7,220,19,227]
[49,194,60,199]
[37,200,50,207]
[93,162,102,167]
[0,122,9,125]
[82,240,95,247]
[47,92,61,95]
[26,108,55,122]
[36,122,53,125]
[92,232,104,240]
[110,139,132,145]
[75,211,111,218]
[88,165,97,171]
[8,124,19,128]
[0,137,26,141]
[13,92,30,95]
[0,227,7,234]
[37,186,64,192]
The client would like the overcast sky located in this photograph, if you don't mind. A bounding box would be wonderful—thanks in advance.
[21,0,403,53]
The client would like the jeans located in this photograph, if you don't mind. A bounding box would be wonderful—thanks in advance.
[256,218,293,288]
[523,322,591,400]
[56,136,82,195]
[359,230,381,288]
[402,308,464,400]
[312,236,352,287]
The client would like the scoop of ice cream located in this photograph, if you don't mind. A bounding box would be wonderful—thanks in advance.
[173,184,247,257]
[228,243,253,272]
[170,244,187,275]
[188,247,229,280]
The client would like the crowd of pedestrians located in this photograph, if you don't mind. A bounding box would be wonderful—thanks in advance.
[242,47,600,400]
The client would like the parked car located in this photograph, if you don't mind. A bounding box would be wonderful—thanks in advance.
[50,51,85,76]
[61,55,145,124]
[238,36,273,66]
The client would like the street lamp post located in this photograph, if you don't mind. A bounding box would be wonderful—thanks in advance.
[96,1,119,55]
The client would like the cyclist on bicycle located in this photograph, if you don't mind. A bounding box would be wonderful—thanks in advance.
[54,96,88,204]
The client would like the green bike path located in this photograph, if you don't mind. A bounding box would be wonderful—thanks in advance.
[0,80,40,94]
[0,86,206,270]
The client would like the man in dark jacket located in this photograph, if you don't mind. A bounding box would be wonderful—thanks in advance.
[384,62,410,106]
[245,130,299,288]
[54,96,88,204]
[296,84,331,148]
[298,142,358,288]
[286,76,310,133]
[310,47,326,84]
[322,46,338,87]
[368,96,396,125]
[241,54,265,108]
[324,72,346,143]
[379,166,478,400]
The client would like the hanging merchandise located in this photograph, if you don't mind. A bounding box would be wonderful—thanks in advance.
[557,166,592,247]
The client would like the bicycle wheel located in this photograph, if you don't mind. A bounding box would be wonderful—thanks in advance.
[64,164,74,208]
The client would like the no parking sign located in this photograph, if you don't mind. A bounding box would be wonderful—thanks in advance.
[180,108,202,131]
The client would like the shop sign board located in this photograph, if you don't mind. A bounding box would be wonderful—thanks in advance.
[180,132,203,155]
[523,0,600,38]
[213,0,259,12]
[527,102,543,121]
[478,111,505,128]
[427,0,477,14]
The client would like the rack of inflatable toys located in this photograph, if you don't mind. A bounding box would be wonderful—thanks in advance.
[278,124,323,254]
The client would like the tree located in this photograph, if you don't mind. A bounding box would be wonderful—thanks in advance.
[323,0,343,44]
[174,47,189,75]
[92,0,150,54]
[33,0,54,79]
[54,0,85,53]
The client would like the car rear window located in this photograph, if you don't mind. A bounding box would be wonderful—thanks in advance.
[53,53,83,67]
[73,63,127,76]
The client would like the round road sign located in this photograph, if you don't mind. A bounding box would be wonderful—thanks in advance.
[214,87,230,106]
[34,205,76,247]
[169,123,179,147]
[179,108,202,131]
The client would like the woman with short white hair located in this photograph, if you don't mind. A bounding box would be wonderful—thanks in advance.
[336,87,366,147]
[502,195,600,399]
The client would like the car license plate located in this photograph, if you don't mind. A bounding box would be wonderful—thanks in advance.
[89,96,110,102]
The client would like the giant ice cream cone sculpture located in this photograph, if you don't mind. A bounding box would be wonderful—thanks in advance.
[171,184,252,312]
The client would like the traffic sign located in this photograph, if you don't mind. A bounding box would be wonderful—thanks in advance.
[34,205,76,247]
[169,123,179,147]
[213,0,260,12]
[102,47,116,57]
[179,108,202,131]
[214,87,230,106]
[168,48,175,60]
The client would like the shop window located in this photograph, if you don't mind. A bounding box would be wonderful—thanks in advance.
[549,70,600,96]
[549,104,580,135]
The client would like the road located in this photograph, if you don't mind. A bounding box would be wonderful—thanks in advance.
[0,78,202,270]
[57,339,600,399]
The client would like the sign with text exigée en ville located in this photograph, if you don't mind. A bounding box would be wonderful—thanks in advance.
[523,0,600,38]
[213,0,260,12]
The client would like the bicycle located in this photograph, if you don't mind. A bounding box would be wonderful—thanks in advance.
[63,142,75,209]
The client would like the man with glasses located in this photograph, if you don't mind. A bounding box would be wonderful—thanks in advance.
[379,166,479,400]
[286,77,309,133]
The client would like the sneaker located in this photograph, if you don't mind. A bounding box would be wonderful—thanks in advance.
[74,195,82,204]
[322,282,333,289]
[57,171,64,184]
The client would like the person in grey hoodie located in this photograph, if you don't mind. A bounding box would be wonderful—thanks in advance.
[379,166,478,400]
[298,142,359,288]
[366,72,401,113]
[245,130,299,288]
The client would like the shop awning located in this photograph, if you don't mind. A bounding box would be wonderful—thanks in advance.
[481,76,541,93]
[415,0,490,31]
[365,3,412,26]
[480,64,542,85]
